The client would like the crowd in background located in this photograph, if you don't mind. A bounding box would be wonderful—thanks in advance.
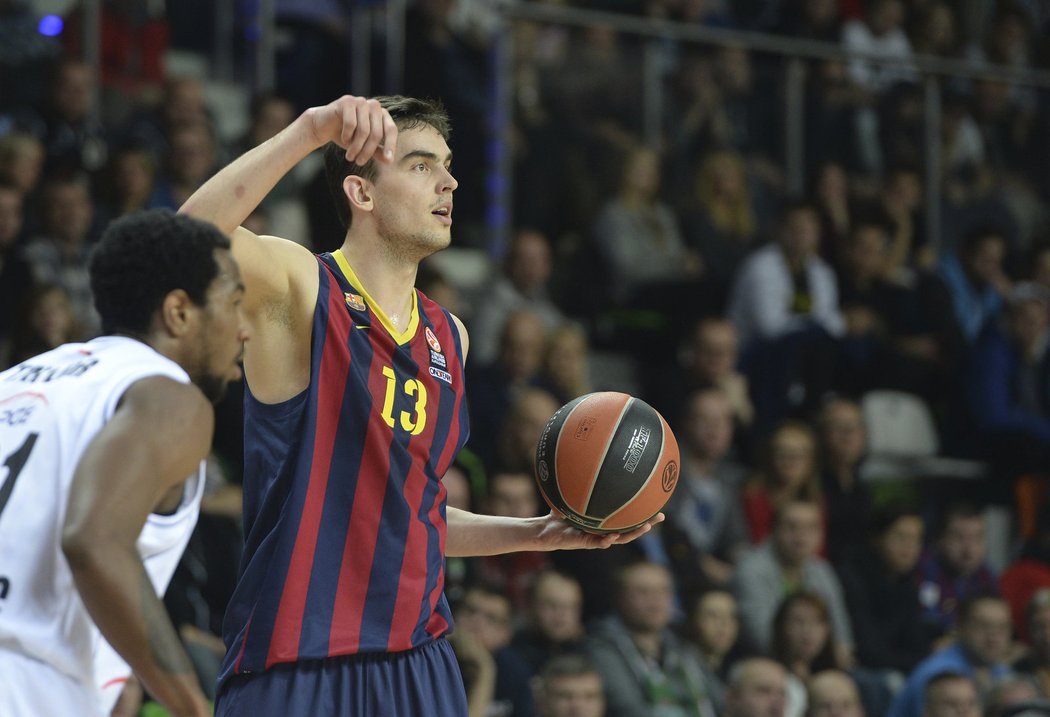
[3,0,1050,715]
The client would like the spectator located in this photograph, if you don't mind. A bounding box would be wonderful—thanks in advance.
[533,653,607,717]
[816,396,872,562]
[591,145,701,307]
[680,148,760,300]
[732,500,854,659]
[586,560,721,717]
[686,589,746,685]
[534,322,592,406]
[741,421,822,545]
[841,0,917,94]
[467,309,550,469]
[453,583,536,717]
[513,570,587,675]
[149,121,218,210]
[986,674,1042,717]
[1000,517,1050,643]
[99,145,158,222]
[807,670,867,717]
[1014,589,1050,698]
[724,657,789,717]
[662,386,750,593]
[837,505,932,673]
[938,227,1011,345]
[0,182,30,355]
[920,672,982,717]
[21,175,99,334]
[648,317,754,438]
[771,592,841,716]
[470,228,565,366]
[888,595,1013,717]
[492,386,561,476]
[0,131,45,198]
[476,470,552,614]
[728,201,844,430]
[14,57,109,174]
[967,282,1050,479]
[5,282,83,369]
[917,503,999,637]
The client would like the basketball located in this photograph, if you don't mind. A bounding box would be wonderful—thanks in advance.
[534,391,680,534]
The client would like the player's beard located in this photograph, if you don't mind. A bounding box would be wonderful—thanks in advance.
[374,208,451,264]
[198,373,230,404]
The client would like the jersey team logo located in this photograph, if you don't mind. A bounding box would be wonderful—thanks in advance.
[344,292,366,312]
[425,327,442,353]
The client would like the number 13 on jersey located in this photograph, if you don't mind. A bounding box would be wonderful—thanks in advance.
[380,365,427,435]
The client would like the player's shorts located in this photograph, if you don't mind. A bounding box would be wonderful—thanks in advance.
[0,648,104,717]
[215,637,469,716]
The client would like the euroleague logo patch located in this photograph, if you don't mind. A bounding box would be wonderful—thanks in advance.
[425,327,442,352]
[661,461,679,493]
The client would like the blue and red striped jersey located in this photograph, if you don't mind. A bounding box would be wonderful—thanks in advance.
[219,251,470,686]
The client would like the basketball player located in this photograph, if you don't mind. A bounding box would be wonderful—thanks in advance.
[0,210,248,717]
[179,94,661,714]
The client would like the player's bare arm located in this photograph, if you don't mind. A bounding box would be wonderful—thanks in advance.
[179,95,398,401]
[444,507,665,557]
[62,377,213,717]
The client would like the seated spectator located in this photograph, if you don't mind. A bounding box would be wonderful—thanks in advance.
[728,200,844,430]
[534,322,592,406]
[0,182,31,358]
[586,560,722,717]
[816,396,872,562]
[470,227,565,366]
[917,503,998,638]
[533,653,607,717]
[842,0,917,93]
[1001,515,1050,644]
[453,583,536,717]
[985,674,1043,717]
[741,421,823,545]
[724,657,789,717]
[591,145,701,308]
[771,592,842,717]
[732,500,854,659]
[99,145,158,221]
[21,175,100,334]
[920,672,982,717]
[938,227,1011,345]
[467,309,549,469]
[491,387,561,477]
[663,386,749,593]
[685,589,747,686]
[1015,589,1050,698]
[648,317,754,437]
[148,120,218,210]
[513,570,587,675]
[967,282,1050,480]
[476,470,552,614]
[679,148,759,299]
[837,504,932,674]
[0,131,45,199]
[6,283,84,369]
[888,595,1014,717]
[807,669,867,717]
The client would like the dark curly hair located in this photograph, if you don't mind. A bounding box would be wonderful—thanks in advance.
[324,95,451,230]
[90,209,231,334]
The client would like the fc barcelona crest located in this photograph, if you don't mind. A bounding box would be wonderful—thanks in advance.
[344,292,366,312]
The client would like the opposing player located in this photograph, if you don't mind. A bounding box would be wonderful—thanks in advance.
[179,94,662,714]
[0,209,248,717]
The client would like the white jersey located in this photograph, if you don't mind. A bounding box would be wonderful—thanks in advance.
[0,337,206,715]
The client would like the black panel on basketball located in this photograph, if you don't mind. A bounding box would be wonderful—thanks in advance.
[584,399,663,518]
[534,393,585,518]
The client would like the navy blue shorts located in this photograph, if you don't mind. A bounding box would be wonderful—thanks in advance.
[215,638,468,716]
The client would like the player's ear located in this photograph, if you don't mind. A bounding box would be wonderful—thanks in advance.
[344,175,373,212]
[159,288,195,337]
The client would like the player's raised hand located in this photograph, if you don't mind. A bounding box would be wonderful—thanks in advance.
[305,95,397,166]
[535,510,665,551]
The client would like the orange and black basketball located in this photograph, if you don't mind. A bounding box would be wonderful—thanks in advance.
[534,391,680,534]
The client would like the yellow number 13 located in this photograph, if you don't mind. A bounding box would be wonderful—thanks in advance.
[381,365,428,435]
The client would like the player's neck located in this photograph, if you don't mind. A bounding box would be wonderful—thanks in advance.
[337,240,418,329]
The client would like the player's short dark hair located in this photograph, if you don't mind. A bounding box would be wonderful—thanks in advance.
[90,209,231,334]
[324,95,451,230]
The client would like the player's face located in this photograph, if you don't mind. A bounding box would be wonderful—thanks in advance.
[541,674,605,717]
[371,126,457,261]
[194,250,249,403]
